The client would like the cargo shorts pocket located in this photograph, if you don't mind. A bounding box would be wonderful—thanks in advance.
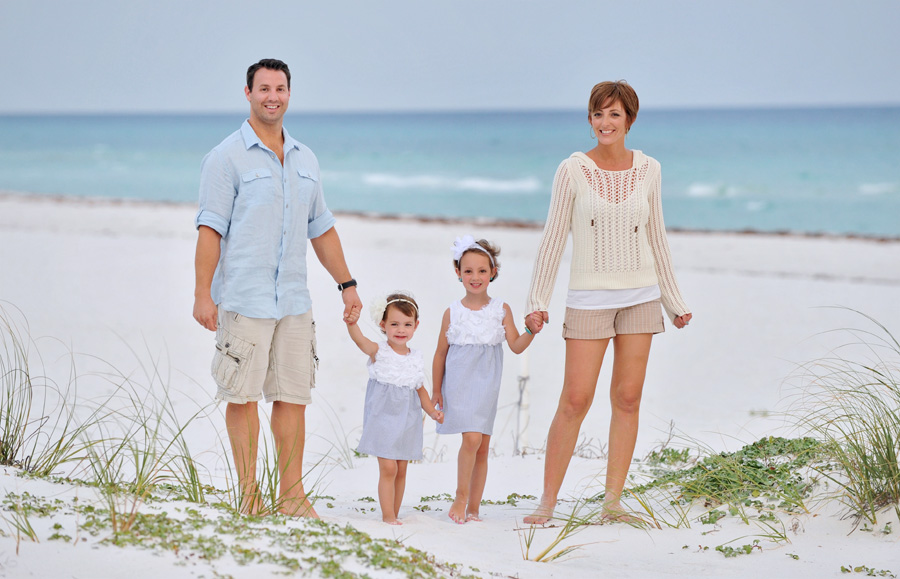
[211,327,254,394]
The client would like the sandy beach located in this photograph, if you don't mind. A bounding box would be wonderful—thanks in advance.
[1,192,898,578]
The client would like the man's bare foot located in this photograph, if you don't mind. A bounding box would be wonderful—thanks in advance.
[279,498,319,519]
[465,512,482,522]
[448,499,467,524]
[523,502,555,525]
[239,486,270,516]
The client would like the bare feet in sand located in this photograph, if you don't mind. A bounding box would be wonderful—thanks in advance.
[465,513,482,522]
[239,485,270,516]
[448,499,467,524]
[383,518,403,526]
[523,502,555,525]
[279,497,320,519]
[600,504,645,525]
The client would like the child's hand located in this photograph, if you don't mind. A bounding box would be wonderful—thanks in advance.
[344,305,361,326]
[525,311,545,335]
[431,409,444,424]
[431,392,443,411]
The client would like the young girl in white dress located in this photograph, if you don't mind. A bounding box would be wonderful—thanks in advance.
[344,292,444,525]
[432,236,543,524]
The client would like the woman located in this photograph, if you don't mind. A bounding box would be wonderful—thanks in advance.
[523,81,692,524]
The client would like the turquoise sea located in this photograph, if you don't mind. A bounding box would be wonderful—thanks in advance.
[1,108,899,237]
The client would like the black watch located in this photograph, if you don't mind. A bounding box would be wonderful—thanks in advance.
[337,278,357,291]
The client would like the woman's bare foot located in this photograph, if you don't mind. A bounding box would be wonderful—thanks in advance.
[600,504,645,525]
[523,501,556,525]
[448,499,467,524]
[465,512,482,522]
[383,517,403,525]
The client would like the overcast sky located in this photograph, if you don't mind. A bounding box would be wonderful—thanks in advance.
[2,0,898,113]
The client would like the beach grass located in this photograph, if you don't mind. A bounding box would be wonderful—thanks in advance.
[0,306,480,576]
[790,309,900,524]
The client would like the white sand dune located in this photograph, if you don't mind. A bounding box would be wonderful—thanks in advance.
[1,193,898,578]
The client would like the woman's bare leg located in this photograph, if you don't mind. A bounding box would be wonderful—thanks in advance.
[523,339,609,524]
[603,333,652,519]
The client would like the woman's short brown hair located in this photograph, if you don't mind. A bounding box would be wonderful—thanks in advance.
[588,80,639,129]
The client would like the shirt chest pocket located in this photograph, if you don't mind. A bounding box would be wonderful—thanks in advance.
[293,167,319,206]
[239,168,275,206]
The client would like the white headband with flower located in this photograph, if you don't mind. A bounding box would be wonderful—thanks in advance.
[369,293,418,326]
[452,235,494,268]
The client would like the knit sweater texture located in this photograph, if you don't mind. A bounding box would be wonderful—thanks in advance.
[526,150,690,322]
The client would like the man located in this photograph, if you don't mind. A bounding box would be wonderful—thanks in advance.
[193,58,361,517]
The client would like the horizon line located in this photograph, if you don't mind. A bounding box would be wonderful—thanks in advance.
[2,102,900,117]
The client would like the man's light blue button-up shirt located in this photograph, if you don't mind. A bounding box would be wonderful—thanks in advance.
[195,120,336,320]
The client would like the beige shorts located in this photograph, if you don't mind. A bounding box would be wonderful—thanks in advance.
[562,299,665,340]
[211,309,317,404]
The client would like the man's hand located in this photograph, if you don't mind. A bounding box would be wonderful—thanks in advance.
[193,294,218,331]
[341,286,362,323]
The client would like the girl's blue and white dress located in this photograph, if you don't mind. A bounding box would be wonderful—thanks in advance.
[436,298,506,435]
[356,342,426,461]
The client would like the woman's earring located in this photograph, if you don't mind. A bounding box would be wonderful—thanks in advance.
[458,277,462,282]
[590,128,596,139]
[490,277,495,282]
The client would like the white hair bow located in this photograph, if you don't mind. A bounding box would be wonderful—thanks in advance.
[452,235,494,267]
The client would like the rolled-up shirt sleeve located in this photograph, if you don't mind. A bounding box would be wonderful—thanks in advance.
[306,170,336,239]
[195,149,235,237]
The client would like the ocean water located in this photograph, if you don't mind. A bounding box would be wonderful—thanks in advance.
[1,108,898,237]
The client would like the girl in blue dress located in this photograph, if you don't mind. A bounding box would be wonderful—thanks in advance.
[432,236,543,524]
[344,292,444,525]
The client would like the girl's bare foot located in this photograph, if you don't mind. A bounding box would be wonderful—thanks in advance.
[383,517,403,525]
[448,499,467,524]
[465,513,482,522]
[523,501,555,525]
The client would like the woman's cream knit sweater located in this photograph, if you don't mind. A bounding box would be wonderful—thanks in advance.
[526,150,690,322]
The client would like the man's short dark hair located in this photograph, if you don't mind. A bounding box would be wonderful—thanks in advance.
[247,59,291,91]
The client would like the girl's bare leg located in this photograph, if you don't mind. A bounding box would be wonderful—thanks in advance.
[393,460,408,518]
[449,431,483,524]
[602,333,652,520]
[523,339,609,524]
[466,434,491,521]
[377,457,401,525]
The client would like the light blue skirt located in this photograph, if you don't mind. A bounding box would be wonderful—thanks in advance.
[356,378,424,461]
[436,343,503,435]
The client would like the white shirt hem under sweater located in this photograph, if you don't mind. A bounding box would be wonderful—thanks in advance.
[526,150,690,322]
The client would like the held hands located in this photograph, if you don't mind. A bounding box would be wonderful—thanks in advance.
[341,286,362,324]
[431,392,443,413]
[525,311,547,335]
[429,409,445,424]
[674,313,693,329]
[344,304,361,326]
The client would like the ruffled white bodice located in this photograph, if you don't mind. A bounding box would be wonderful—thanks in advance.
[367,342,425,390]
[446,298,506,346]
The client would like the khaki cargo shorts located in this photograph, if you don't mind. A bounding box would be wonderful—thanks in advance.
[211,309,317,404]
